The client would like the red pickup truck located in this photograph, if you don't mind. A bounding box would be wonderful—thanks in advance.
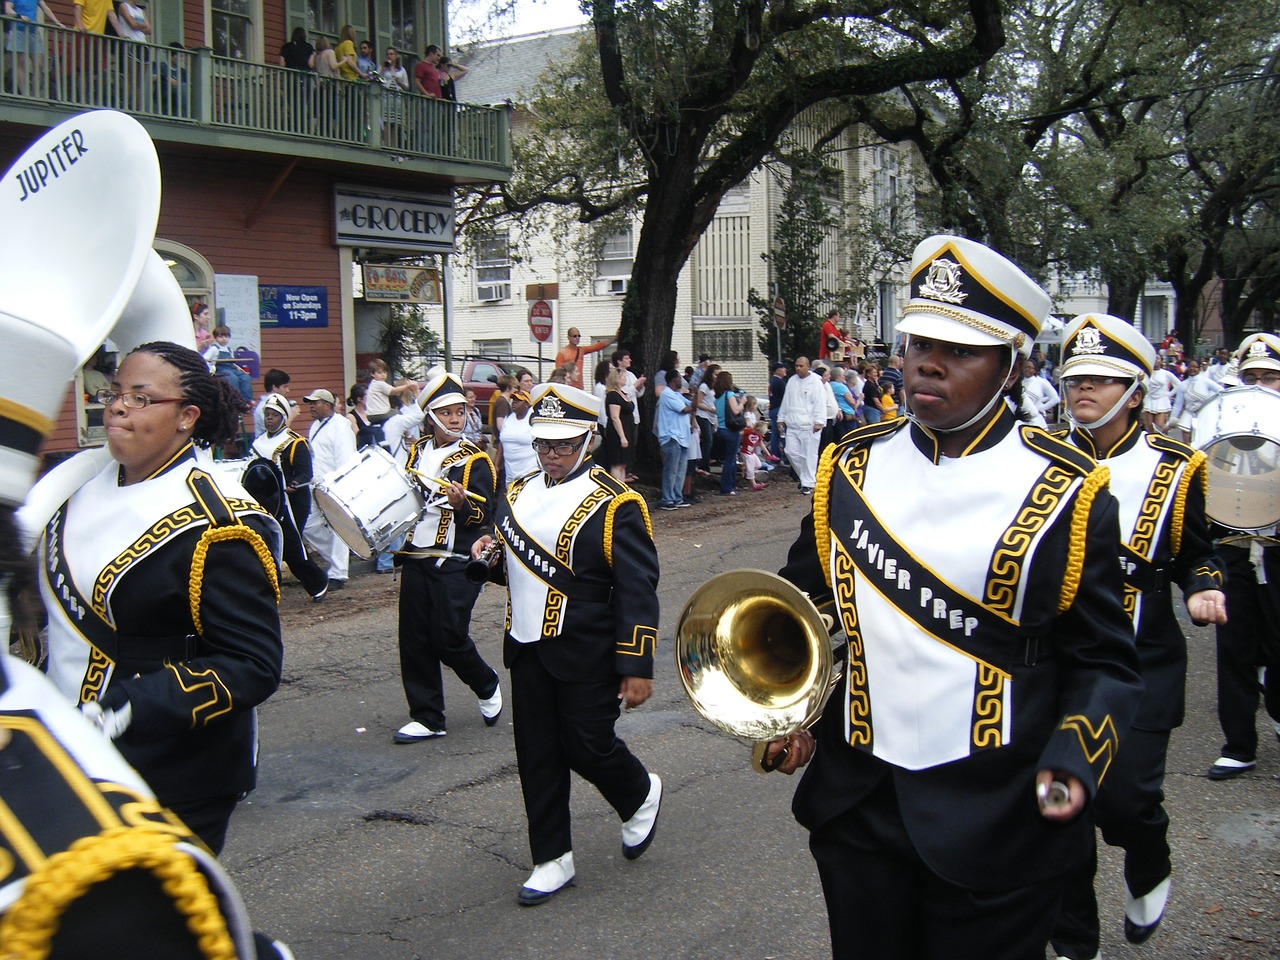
[458,357,529,406]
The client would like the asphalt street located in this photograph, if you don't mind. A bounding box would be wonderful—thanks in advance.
[221,485,1279,960]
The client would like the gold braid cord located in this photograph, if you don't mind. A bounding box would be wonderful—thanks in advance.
[1170,451,1206,557]
[603,491,652,568]
[812,442,841,590]
[1058,465,1109,614]
[189,525,281,635]
[0,827,238,960]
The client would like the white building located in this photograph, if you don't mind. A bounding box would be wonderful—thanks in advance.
[453,28,917,395]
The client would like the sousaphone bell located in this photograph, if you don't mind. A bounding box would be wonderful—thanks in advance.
[675,570,839,773]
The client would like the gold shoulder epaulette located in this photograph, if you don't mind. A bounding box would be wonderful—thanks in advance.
[1145,431,1197,460]
[1022,429,1097,477]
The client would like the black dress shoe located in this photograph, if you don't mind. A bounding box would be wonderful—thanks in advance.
[1125,915,1162,944]
[327,578,346,591]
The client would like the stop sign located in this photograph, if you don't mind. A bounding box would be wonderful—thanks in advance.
[529,299,553,343]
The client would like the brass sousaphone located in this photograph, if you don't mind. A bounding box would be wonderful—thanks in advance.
[675,570,840,772]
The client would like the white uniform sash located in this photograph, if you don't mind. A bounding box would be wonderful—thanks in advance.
[828,425,1082,770]
[40,454,271,706]
[501,469,613,644]
[1107,437,1192,627]
[406,439,476,552]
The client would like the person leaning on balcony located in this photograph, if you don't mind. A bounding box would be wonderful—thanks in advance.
[5,0,63,97]
[414,44,443,98]
[335,24,360,81]
[73,0,118,33]
[278,26,314,70]
[310,35,341,78]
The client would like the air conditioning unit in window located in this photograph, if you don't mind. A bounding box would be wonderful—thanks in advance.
[476,284,508,302]
[607,278,629,295]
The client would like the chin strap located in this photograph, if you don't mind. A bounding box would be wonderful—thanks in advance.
[427,408,464,440]
[1068,381,1142,433]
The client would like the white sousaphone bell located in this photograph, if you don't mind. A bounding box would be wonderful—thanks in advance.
[1,111,195,549]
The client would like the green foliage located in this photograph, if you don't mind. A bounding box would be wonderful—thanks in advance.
[376,304,442,380]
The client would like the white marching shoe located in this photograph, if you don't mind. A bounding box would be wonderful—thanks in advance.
[621,773,662,860]
[392,721,445,744]
[517,852,574,906]
[1124,875,1170,944]
[479,684,503,727]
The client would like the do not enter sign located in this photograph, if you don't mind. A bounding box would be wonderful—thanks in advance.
[528,299,553,343]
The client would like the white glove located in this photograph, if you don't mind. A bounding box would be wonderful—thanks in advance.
[81,700,133,740]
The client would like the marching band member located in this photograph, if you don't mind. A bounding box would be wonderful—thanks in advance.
[1168,356,1222,441]
[1051,314,1226,960]
[471,383,662,906]
[248,392,330,600]
[2,108,289,957]
[768,236,1142,959]
[1206,333,1280,781]
[393,372,502,744]
[39,341,285,855]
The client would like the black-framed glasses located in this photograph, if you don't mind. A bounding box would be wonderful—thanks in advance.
[95,389,186,409]
[532,438,587,457]
[1242,372,1280,386]
[1062,376,1128,389]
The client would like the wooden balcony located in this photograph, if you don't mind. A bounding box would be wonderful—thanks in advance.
[0,19,511,183]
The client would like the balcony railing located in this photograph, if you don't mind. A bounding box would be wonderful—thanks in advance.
[0,18,509,171]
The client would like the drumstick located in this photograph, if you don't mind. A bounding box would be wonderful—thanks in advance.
[407,469,488,504]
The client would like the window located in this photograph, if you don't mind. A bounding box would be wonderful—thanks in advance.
[878,280,897,344]
[389,0,416,56]
[306,0,338,37]
[474,232,512,302]
[594,225,634,296]
[473,340,513,357]
[212,0,253,59]
[693,328,753,362]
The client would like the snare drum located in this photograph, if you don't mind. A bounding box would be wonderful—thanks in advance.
[1191,386,1280,531]
[314,446,424,558]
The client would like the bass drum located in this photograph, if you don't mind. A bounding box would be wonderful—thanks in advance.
[1191,385,1280,531]
[313,446,423,559]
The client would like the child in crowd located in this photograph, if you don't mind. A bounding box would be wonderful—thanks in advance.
[880,380,899,419]
[740,421,766,492]
[203,325,254,402]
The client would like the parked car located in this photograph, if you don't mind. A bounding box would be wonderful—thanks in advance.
[457,357,529,406]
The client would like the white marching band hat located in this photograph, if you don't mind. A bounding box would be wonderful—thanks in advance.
[419,372,466,411]
[1235,333,1280,373]
[896,235,1050,358]
[262,393,291,424]
[1060,313,1155,384]
[529,383,601,441]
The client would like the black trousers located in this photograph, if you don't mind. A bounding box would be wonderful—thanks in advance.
[169,793,239,855]
[279,503,328,597]
[1051,727,1171,959]
[397,559,497,731]
[509,644,650,864]
[1214,546,1280,762]
[808,776,1063,960]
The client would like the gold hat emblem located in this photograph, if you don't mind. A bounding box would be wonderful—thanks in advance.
[919,257,967,305]
[1247,340,1271,359]
[1071,325,1106,356]
[536,395,566,419]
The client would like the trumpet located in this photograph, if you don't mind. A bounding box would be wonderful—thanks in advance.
[675,570,840,773]
[466,538,502,584]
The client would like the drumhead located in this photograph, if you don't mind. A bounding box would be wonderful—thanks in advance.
[1194,386,1280,531]
[314,486,377,560]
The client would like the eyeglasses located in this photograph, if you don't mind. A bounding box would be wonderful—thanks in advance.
[1062,376,1129,389]
[96,389,186,409]
[532,438,586,456]
[1242,372,1280,386]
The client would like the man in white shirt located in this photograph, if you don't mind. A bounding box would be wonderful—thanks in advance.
[1019,358,1061,428]
[779,356,827,493]
[302,387,357,587]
